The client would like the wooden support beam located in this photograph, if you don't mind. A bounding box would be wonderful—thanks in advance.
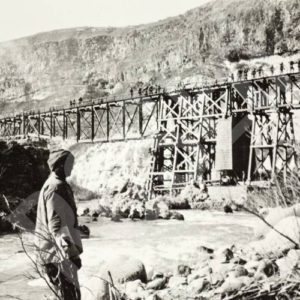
[52,113,56,137]
[271,112,280,181]
[50,113,53,138]
[106,103,110,142]
[38,113,41,139]
[63,109,66,140]
[41,117,45,136]
[139,99,143,137]
[76,107,80,142]
[91,105,94,141]
[13,119,16,136]
[22,113,26,138]
[123,101,126,140]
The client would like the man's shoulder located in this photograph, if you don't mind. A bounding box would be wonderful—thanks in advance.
[46,174,65,186]
[43,174,67,195]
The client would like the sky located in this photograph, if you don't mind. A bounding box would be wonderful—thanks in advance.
[0,0,211,42]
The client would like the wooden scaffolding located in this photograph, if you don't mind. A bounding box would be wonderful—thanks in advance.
[0,70,300,198]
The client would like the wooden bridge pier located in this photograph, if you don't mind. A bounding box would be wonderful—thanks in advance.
[147,72,300,198]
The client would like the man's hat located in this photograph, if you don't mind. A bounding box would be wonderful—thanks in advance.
[48,149,73,171]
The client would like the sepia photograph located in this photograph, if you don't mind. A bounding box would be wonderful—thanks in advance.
[0,0,300,299]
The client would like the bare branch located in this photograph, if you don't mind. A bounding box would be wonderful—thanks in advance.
[2,194,62,300]
[240,204,299,249]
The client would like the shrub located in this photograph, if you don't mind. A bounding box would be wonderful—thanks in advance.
[226,48,250,62]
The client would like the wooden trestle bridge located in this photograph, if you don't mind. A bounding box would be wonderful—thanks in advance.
[1,69,300,197]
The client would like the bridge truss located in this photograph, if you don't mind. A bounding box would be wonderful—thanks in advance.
[147,72,300,197]
[0,96,160,142]
[1,71,300,198]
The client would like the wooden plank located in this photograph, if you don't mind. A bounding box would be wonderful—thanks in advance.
[215,117,233,170]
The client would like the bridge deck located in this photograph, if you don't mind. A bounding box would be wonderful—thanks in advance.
[1,70,300,198]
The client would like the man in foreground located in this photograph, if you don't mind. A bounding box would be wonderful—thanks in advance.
[35,149,83,300]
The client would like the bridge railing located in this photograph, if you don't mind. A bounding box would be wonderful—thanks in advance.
[1,65,300,122]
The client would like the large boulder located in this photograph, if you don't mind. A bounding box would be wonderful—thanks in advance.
[179,184,209,209]
[146,277,167,290]
[187,278,210,295]
[250,216,300,254]
[254,204,300,239]
[169,211,184,221]
[111,186,146,219]
[77,198,112,218]
[177,264,192,277]
[83,256,147,300]
[228,265,248,278]
[99,256,147,284]
[168,275,187,288]
[255,259,278,277]
[168,196,190,209]
[111,195,132,218]
[276,249,300,276]
[146,197,171,220]
[128,201,145,219]
[219,276,253,294]
[113,181,146,201]
[122,279,145,299]
[214,247,234,263]
[264,216,300,251]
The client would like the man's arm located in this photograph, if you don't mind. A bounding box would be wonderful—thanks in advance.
[45,186,81,259]
[45,187,65,236]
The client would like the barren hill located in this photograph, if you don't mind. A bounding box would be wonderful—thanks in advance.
[0,0,299,114]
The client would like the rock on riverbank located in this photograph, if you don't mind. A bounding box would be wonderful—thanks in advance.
[81,209,300,300]
[77,190,185,222]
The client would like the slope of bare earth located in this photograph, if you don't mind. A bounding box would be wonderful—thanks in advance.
[0,0,299,115]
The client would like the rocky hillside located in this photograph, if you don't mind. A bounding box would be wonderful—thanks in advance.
[0,0,299,114]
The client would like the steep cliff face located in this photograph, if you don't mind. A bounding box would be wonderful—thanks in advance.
[0,0,299,114]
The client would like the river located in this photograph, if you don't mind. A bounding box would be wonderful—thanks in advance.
[0,210,259,299]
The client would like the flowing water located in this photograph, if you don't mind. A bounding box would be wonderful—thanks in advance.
[0,210,259,299]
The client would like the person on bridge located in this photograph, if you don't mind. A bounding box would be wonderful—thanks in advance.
[157,85,161,94]
[138,87,142,97]
[237,70,243,81]
[35,149,83,300]
[149,86,153,94]
[280,62,284,73]
[144,86,149,96]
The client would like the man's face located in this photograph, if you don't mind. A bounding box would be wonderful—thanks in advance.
[64,154,74,178]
